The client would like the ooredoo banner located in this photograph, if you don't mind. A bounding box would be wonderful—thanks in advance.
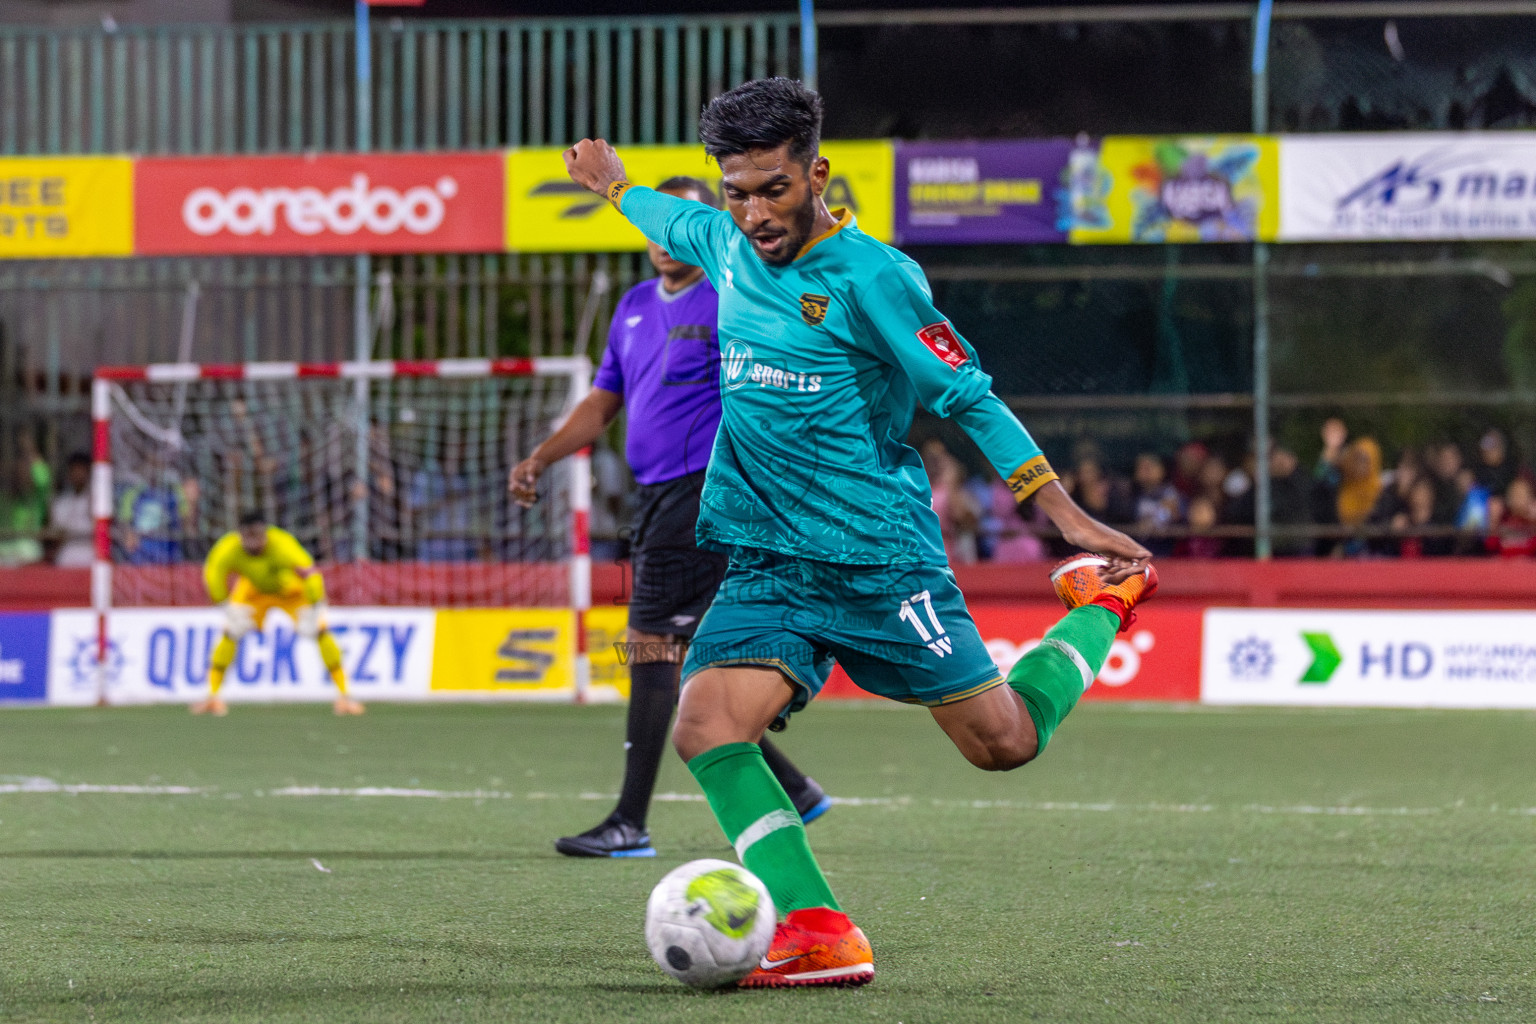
[895,140,1071,244]
[1279,133,1536,241]
[133,153,506,255]
[48,607,436,705]
[1202,608,1536,708]
[821,605,1202,703]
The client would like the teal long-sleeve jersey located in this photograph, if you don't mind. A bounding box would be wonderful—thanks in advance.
[615,183,1057,567]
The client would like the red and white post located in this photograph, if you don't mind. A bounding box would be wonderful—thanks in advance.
[90,376,114,706]
[567,358,593,704]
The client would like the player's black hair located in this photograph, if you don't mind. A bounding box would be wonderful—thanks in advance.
[698,77,823,167]
[67,451,91,469]
[656,175,721,209]
[239,510,266,527]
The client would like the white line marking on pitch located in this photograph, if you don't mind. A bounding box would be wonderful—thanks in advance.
[0,777,208,795]
[4,779,1533,818]
[266,786,518,799]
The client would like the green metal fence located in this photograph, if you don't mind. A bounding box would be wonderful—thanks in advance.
[0,16,799,154]
[0,14,798,491]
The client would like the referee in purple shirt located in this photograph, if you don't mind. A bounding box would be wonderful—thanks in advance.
[510,175,830,858]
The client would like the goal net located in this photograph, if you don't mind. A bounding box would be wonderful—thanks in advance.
[88,358,592,700]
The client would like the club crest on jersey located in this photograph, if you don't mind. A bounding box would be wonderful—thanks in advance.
[798,293,831,326]
[916,321,969,369]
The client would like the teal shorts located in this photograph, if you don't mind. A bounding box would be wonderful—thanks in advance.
[680,548,1004,721]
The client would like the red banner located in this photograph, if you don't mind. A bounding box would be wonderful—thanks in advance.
[819,604,1202,703]
[133,153,505,255]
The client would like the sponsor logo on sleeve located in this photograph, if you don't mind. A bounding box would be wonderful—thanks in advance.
[915,321,969,368]
[798,292,831,326]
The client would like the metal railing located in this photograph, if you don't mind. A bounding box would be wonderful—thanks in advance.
[0,15,799,154]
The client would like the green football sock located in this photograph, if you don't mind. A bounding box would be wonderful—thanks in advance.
[687,742,840,914]
[1005,605,1118,754]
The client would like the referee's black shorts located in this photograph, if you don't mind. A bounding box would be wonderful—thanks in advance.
[626,469,727,638]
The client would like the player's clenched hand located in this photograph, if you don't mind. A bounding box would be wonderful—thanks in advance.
[509,456,546,508]
[1032,480,1151,574]
[563,139,629,196]
[1061,520,1151,577]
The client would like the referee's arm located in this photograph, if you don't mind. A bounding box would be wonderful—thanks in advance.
[509,387,624,507]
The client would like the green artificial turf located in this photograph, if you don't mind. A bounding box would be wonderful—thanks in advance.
[1,701,1532,1023]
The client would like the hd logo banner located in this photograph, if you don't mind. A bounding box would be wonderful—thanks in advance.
[0,157,133,257]
[505,141,895,251]
[1202,609,1536,708]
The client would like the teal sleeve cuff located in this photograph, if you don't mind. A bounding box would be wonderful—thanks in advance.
[952,391,1053,498]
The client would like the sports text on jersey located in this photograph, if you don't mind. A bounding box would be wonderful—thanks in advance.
[721,342,823,394]
[748,363,823,393]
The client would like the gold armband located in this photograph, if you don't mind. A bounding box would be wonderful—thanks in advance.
[606,180,633,209]
[1005,455,1058,502]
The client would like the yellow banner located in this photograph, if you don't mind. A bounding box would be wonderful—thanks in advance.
[1069,136,1278,244]
[505,141,894,252]
[586,605,630,699]
[430,608,573,693]
[0,157,133,257]
[429,606,632,697]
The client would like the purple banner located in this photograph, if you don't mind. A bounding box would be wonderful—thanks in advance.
[895,140,1073,244]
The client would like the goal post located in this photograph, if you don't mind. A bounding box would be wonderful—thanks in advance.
[89,356,593,706]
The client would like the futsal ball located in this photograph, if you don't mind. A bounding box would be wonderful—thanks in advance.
[645,859,776,987]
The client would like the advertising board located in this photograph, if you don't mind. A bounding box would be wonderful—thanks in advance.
[1070,135,1278,243]
[0,612,50,703]
[894,140,1070,244]
[1202,608,1536,708]
[48,608,435,705]
[429,608,573,699]
[505,141,895,251]
[0,156,133,258]
[1279,133,1536,241]
[134,153,506,255]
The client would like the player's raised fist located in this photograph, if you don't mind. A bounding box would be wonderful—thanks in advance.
[564,139,629,196]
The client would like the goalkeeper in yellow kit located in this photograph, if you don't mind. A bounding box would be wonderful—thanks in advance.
[193,511,365,717]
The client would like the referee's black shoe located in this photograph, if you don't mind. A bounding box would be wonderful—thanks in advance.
[555,814,657,858]
[793,777,834,825]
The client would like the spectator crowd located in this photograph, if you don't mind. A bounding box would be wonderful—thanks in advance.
[921,420,1536,563]
[3,419,1534,567]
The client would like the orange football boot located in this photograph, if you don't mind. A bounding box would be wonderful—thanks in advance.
[1050,555,1158,632]
[738,907,874,988]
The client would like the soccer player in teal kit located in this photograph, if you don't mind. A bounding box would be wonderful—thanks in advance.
[564,78,1157,987]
